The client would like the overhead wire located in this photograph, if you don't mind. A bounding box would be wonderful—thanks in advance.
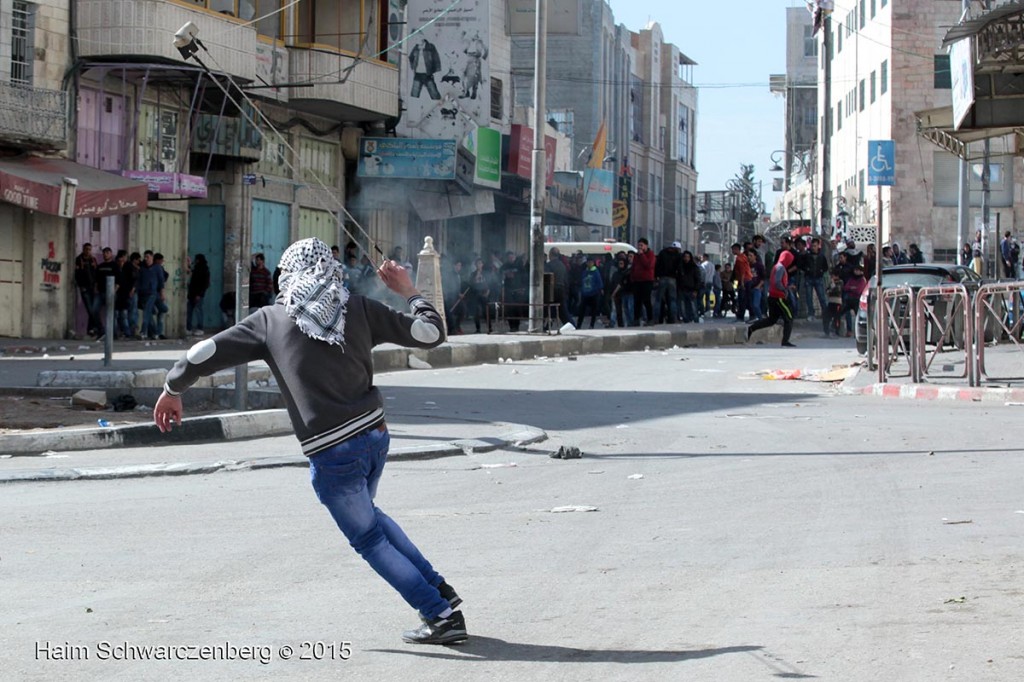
[182,41,387,264]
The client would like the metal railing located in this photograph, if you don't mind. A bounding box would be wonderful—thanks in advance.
[876,286,915,379]
[973,281,1024,385]
[913,284,972,384]
[0,81,67,147]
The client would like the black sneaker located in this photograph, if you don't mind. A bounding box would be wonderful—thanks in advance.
[782,341,797,347]
[402,610,468,645]
[437,581,462,609]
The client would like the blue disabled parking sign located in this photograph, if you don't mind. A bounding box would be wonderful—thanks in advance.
[868,140,895,186]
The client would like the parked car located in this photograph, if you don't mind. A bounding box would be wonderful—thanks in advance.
[855,263,997,357]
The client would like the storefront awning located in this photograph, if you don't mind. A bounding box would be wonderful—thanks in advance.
[0,155,148,218]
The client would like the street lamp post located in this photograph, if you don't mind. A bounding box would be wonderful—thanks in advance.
[695,210,726,243]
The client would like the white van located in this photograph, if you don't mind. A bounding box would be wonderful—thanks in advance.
[544,241,637,257]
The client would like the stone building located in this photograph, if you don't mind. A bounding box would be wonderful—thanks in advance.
[818,0,1024,261]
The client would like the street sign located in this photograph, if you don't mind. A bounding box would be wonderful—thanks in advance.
[867,140,895,186]
[612,200,628,228]
[242,173,257,186]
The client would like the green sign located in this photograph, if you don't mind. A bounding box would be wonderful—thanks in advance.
[472,127,501,189]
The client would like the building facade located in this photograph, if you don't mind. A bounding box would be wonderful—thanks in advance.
[818,0,1024,261]
[511,2,699,252]
[771,7,818,226]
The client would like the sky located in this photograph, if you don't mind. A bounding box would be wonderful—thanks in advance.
[608,0,800,196]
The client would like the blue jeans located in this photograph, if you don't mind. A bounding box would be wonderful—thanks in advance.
[622,293,634,326]
[128,293,139,335]
[655,277,677,323]
[680,292,699,322]
[700,284,713,315]
[309,427,450,620]
[187,296,205,332]
[79,288,103,334]
[749,286,764,319]
[803,276,827,318]
[141,293,169,337]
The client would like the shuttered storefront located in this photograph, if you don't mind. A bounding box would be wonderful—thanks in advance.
[136,208,186,338]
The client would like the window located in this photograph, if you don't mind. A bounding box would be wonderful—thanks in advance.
[254,130,290,177]
[138,105,180,172]
[490,78,503,120]
[547,109,574,143]
[837,102,843,130]
[630,76,644,143]
[858,79,866,111]
[971,162,1005,188]
[678,105,691,164]
[803,25,818,58]
[881,60,888,94]
[870,0,876,19]
[870,71,877,103]
[881,0,887,6]
[297,0,386,55]
[934,55,952,89]
[858,170,865,202]
[803,104,817,126]
[859,0,866,29]
[837,24,843,53]
[11,1,34,86]
[299,137,338,185]
[254,0,285,38]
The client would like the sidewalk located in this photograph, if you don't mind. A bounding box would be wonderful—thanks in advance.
[839,336,1024,402]
[0,413,546,484]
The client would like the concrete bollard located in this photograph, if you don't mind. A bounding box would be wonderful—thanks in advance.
[415,236,447,333]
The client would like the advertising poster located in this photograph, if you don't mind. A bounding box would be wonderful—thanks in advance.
[401,0,490,142]
[465,127,501,188]
[356,138,457,179]
[582,168,614,226]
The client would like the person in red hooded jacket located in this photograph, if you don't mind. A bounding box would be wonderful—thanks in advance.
[746,250,796,347]
[631,238,656,326]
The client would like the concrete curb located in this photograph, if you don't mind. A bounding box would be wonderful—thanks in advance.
[845,381,1024,402]
[837,363,1024,402]
[0,323,776,456]
[0,424,547,484]
[0,409,293,455]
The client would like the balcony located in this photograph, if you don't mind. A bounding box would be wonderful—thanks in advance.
[287,47,398,122]
[0,82,67,150]
[74,0,258,83]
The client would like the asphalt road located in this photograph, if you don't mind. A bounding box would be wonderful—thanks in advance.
[3,339,1023,681]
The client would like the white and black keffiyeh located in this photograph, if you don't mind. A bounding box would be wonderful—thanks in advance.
[278,238,350,346]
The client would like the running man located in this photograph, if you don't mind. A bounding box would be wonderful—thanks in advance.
[152,238,467,645]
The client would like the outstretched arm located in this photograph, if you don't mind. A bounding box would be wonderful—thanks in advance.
[153,314,267,432]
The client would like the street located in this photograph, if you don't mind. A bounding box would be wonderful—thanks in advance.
[2,340,1023,681]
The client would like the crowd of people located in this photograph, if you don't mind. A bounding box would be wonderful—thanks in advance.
[76,232,943,343]
[429,234,936,344]
[74,243,179,341]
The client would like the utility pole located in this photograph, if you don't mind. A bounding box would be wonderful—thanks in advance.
[820,15,833,239]
[528,0,548,333]
[957,0,972,264]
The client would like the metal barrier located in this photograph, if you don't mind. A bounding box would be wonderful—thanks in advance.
[876,286,915,379]
[973,281,1024,385]
[913,283,972,385]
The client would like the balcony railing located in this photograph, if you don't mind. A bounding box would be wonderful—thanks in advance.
[0,81,67,149]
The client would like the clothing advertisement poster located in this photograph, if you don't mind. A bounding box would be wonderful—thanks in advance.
[400,0,491,142]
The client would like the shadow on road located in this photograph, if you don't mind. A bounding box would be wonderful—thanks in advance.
[380,386,822,432]
[369,637,762,663]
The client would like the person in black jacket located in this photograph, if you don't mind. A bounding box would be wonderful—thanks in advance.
[803,237,830,320]
[654,242,682,324]
[677,250,703,322]
[186,254,211,336]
